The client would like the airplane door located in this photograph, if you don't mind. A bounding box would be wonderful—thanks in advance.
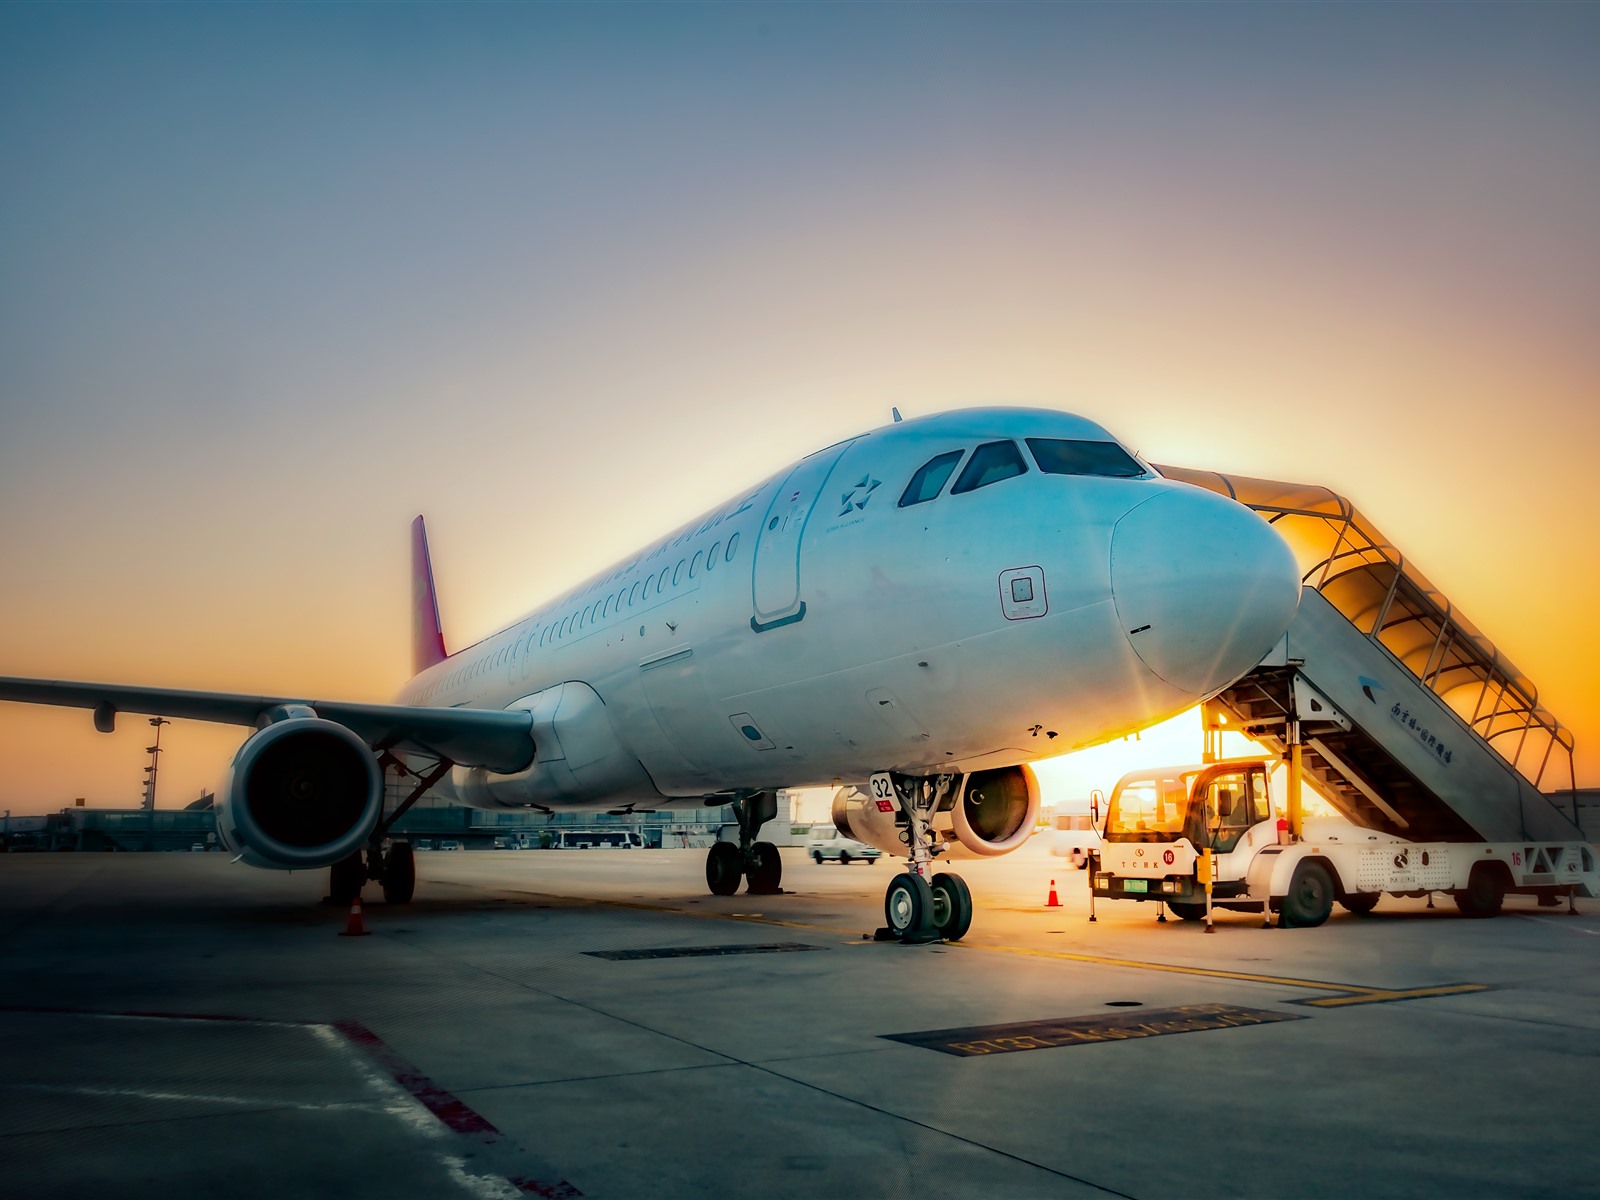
[751,441,854,631]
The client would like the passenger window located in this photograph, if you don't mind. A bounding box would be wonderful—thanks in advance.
[951,440,1027,495]
[1025,438,1146,478]
[658,567,670,593]
[899,450,964,507]
[629,581,641,606]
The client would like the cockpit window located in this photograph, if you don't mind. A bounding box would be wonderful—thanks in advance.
[951,440,1027,495]
[898,450,964,507]
[1026,438,1146,478]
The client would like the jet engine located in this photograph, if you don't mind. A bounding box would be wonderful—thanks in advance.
[215,718,383,869]
[832,764,1041,861]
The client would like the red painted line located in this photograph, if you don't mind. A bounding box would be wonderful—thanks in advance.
[1,1004,582,1196]
[509,1176,584,1198]
[332,1019,499,1136]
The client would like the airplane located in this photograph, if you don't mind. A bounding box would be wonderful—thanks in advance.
[0,407,1301,942]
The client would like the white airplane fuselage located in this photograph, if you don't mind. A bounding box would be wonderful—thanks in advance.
[398,407,1300,812]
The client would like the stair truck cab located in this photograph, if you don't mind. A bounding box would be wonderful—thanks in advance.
[1090,757,1598,926]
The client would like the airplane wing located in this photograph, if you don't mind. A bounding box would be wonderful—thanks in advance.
[0,676,534,774]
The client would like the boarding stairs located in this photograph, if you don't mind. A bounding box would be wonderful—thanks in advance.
[1160,467,1585,847]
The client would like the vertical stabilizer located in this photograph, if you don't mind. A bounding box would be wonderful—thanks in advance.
[411,516,448,676]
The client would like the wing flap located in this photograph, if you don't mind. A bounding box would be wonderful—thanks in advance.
[0,677,534,774]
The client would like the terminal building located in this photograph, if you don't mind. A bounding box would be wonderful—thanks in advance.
[1,789,829,854]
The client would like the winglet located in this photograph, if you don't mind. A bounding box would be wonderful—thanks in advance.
[411,516,448,675]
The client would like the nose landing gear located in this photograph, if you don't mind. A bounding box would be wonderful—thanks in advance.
[872,772,972,944]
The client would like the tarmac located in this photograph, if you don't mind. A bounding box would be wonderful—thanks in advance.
[1,842,1596,1199]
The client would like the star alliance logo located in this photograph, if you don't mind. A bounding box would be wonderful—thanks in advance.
[838,475,882,517]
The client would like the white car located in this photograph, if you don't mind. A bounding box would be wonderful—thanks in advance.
[1050,811,1102,868]
[807,825,881,865]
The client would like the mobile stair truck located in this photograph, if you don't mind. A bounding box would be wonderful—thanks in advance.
[1090,467,1597,926]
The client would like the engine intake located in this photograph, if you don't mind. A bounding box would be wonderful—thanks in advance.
[216,718,383,869]
[832,764,1041,861]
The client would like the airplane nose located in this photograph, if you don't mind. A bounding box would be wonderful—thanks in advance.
[1110,487,1301,696]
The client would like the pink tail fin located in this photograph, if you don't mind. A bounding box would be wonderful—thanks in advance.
[411,516,448,675]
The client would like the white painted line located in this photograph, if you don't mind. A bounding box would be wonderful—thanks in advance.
[1514,914,1600,936]
[6,1083,383,1114]
[305,1024,522,1200]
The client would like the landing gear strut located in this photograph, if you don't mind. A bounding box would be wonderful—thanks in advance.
[325,755,451,906]
[703,790,782,896]
[874,773,971,944]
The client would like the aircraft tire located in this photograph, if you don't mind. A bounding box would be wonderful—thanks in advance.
[748,841,782,893]
[706,841,743,896]
[884,873,936,942]
[930,872,973,942]
[329,852,366,905]
[381,842,416,905]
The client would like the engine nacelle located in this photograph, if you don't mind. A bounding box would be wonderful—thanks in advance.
[832,764,1041,861]
[215,718,383,869]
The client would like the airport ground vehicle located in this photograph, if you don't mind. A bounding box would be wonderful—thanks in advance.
[438,839,463,851]
[1050,807,1101,868]
[1090,466,1598,926]
[550,830,643,849]
[807,825,881,865]
[1092,757,1594,924]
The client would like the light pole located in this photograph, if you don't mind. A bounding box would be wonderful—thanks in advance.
[144,717,170,812]
[145,717,170,852]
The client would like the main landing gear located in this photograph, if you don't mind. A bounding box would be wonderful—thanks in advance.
[327,841,415,906]
[705,790,783,896]
[326,755,452,907]
[875,773,972,944]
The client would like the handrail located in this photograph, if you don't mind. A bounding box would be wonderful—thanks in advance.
[1157,465,1576,794]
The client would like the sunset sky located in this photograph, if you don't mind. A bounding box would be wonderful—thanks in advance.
[2,2,1597,812]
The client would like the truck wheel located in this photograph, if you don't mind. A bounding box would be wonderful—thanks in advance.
[1453,864,1507,918]
[1280,862,1334,928]
[1339,892,1379,915]
[1167,901,1208,921]
[812,851,824,865]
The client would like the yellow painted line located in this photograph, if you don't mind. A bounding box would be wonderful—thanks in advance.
[960,943,1377,995]
[1297,983,1493,1008]
[494,887,1490,1006]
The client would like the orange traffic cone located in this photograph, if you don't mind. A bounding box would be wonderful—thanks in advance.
[1046,879,1061,907]
[338,897,371,937]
